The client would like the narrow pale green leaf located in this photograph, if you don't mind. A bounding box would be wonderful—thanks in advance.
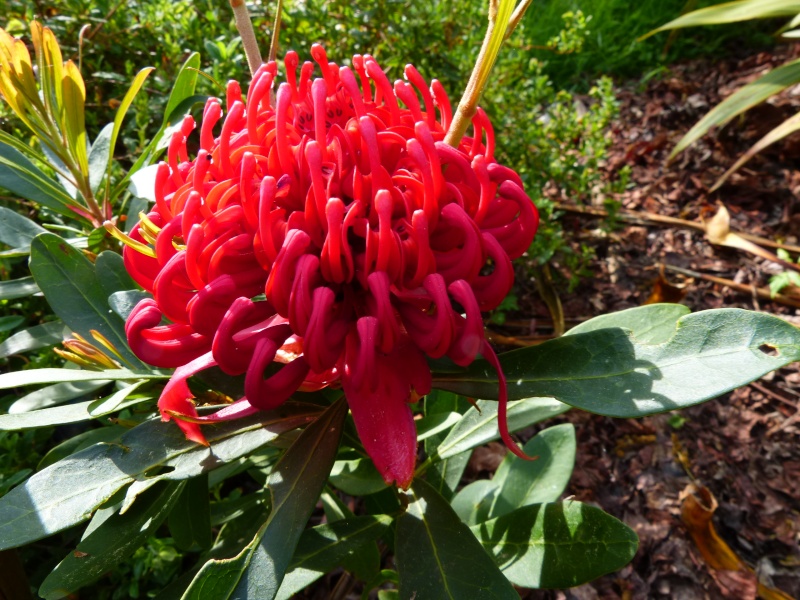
[0,142,76,217]
[275,516,392,600]
[8,379,109,413]
[29,232,146,368]
[714,111,800,189]
[669,58,800,158]
[396,478,518,600]
[566,303,690,344]
[164,53,201,123]
[87,123,113,195]
[105,68,154,197]
[0,206,46,250]
[0,276,39,300]
[645,0,800,37]
[416,411,461,441]
[473,502,638,589]
[181,399,347,600]
[39,481,183,600]
[169,474,212,552]
[433,397,569,461]
[433,308,800,418]
[0,368,163,389]
[0,321,65,358]
[451,480,500,526]
[488,424,576,519]
[0,403,320,550]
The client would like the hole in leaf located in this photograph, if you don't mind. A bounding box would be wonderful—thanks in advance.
[758,344,779,357]
[143,465,176,478]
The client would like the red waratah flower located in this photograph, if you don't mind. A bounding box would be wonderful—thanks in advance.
[122,46,538,489]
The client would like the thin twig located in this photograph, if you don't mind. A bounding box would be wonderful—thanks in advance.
[505,0,532,39]
[230,0,262,75]
[663,264,800,309]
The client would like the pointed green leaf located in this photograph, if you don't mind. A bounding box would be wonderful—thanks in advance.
[396,478,518,600]
[451,480,499,526]
[433,308,800,418]
[95,250,138,297]
[0,276,39,300]
[87,123,113,195]
[181,398,347,600]
[0,321,65,358]
[0,368,163,389]
[473,502,638,589]
[488,424,576,519]
[29,232,145,368]
[39,481,183,600]
[275,515,392,600]
[329,458,387,496]
[669,58,800,158]
[0,403,320,550]
[7,379,109,413]
[164,53,201,124]
[433,397,569,461]
[646,0,800,36]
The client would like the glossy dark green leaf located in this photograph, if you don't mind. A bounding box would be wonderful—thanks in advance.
[37,425,127,470]
[432,397,569,461]
[0,277,39,300]
[396,478,518,600]
[0,316,24,333]
[95,251,138,297]
[0,142,76,217]
[0,322,65,358]
[8,379,109,413]
[109,290,151,320]
[566,303,690,344]
[164,53,202,122]
[275,515,392,600]
[320,489,380,581]
[329,458,387,496]
[29,233,145,368]
[0,206,46,250]
[38,481,183,600]
[424,391,473,500]
[181,398,347,600]
[488,424,576,519]
[0,403,319,550]
[433,308,800,418]
[473,502,638,589]
[169,474,212,552]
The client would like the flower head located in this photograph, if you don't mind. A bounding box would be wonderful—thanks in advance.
[123,46,538,488]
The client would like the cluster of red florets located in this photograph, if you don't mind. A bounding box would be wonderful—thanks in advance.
[123,46,538,487]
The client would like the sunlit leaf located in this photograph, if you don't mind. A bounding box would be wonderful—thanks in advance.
[0,205,46,250]
[0,142,75,217]
[0,276,39,300]
[0,321,65,358]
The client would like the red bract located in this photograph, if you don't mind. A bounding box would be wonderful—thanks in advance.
[123,46,538,489]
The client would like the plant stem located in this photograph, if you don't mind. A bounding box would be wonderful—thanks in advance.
[230,0,262,75]
[268,0,284,62]
[444,0,515,148]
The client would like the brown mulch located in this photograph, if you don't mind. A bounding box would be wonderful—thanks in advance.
[502,43,800,600]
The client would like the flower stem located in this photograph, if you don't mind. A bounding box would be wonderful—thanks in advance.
[444,0,528,148]
[268,0,284,63]
[230,0,262,75]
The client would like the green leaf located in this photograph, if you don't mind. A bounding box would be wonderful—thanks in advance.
[181,398,347,600]
[0,206,46,250]
[472,501,638,589]
[95,250,138,297]
[0,321,65,358]
[669,58,800,158]
[164,54,201,124]
[169,474,212,552]
[329,458,387,496]
[433,308,800,418]
[319,489,380,581]
[0,383,148,430]
[0,368,163,389]
[416,411,461,441]
[566,303,690,344]
[105,67,154,198]
[39,481,183,600]
[87,123,113,195]
[451,479,499,526]
[37,425,127,470]
[645,0,800,36]
[0,142,76,217]
[0,315,24,333]
[109,290,151,320]
[7,379,110,413]
[424,391,473,500]
[0,276,39,300]
[275,515,392,600]
[488,424,576,520]
[0,403,320,550]
[29,232,146,368]
[396,478,518,600]
[432,397,569,461]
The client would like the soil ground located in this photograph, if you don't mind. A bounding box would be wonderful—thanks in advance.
[506,42,800,600]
